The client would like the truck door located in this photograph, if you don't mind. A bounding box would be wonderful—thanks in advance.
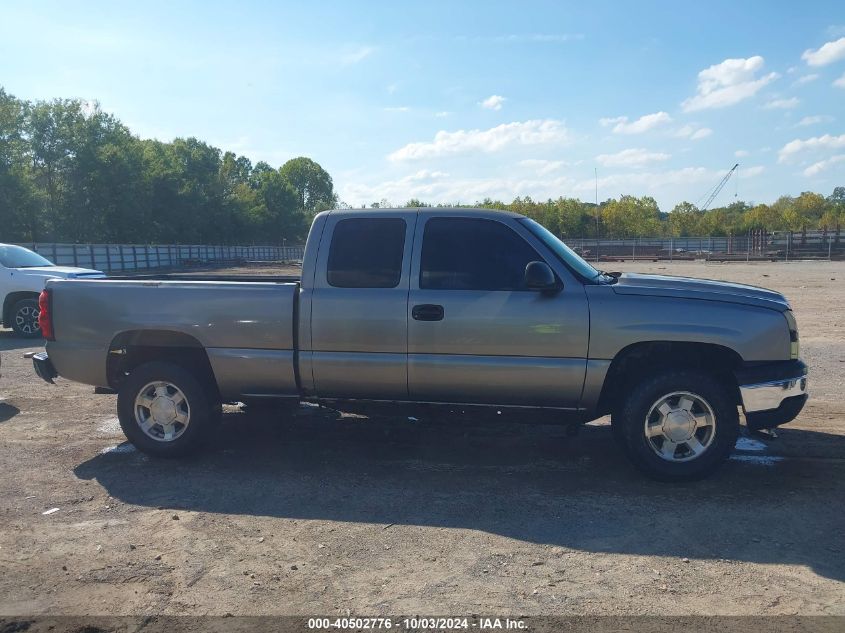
[407,213,589,408]
[307,211,415,399]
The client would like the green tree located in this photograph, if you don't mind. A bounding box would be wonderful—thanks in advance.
[0,88,39,240]
[668,202,702,237]
[742,204,783,232]
[824,187,845,243]
[279,157,336,215]
[257,170,305,241]
[601,195,661,237]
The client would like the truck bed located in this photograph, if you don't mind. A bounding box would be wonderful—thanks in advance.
[108,273,301,283]
[46,278,301,400]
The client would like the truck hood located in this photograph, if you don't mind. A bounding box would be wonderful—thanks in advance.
[611,272,789,311]
[14,266,106,279]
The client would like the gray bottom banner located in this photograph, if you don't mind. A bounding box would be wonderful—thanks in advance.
[1,616,843,633]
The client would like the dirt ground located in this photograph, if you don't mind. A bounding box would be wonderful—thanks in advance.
[0,260,843,617]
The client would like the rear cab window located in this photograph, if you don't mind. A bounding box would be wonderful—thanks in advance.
[327,217,407,288]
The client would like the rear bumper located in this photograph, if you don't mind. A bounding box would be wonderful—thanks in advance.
[735,360,808,429]
[31,352,58,384]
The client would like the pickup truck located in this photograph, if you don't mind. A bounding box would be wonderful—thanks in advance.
[1,243,105,337]
[31,208,808,480]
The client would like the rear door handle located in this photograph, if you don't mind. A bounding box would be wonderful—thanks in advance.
[412,304,444,321]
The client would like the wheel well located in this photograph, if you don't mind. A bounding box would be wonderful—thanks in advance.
[107,330,219,398]
[2,291,40,327]
[597,341,742,416]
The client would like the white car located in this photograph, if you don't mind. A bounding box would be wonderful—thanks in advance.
[1,244,105,338]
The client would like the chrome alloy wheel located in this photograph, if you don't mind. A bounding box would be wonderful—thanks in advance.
[134,381,191,442]
[15,305,40,335]
[644,391,716,462]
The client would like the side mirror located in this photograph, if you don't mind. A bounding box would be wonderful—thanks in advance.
[524,261,559,291]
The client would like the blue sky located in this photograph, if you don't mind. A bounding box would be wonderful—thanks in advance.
[2,0,844,210]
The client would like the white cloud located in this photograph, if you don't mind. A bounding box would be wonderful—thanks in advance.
[600,111,672,134]
[735,149,749,157]
[674,124,712,140]
[803,154,845,176]
[682,56,778,112]
[519,159,568,175]
[388,119,569,161]
[340,164,768,209]
[778,133,845,162]
[340,45,376,65]
[578,165,765,195]
[835,73,845,88]
[741,165,766,178]
[480,95,506,110]
[797,115,833,126]
[793,74,819,86]
[574,167,718,195]
[599,116,626,127]
[434,111,451,118]
[341,170,574,206]
[595,148,671,167]
[764,97,800,110]
[802,37,845,66]
[383,106,410,112]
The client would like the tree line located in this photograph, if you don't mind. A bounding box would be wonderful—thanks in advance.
[0,87,336,244]
[398,189,845,241]
[2,87,843,246]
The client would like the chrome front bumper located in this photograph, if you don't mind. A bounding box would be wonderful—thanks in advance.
[739,374,807,413]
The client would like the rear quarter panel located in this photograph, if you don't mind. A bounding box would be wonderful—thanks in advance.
[46,280,298,398]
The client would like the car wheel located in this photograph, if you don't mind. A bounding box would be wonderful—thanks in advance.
[613,369,739,481]
[117,361,221,457]
[11,298,41,338]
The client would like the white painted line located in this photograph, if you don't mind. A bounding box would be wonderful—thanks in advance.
[730,454,784,466]
[100,443,136,454]
[735,436,768,451]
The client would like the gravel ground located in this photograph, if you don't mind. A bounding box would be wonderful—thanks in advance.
[0,260,843,616]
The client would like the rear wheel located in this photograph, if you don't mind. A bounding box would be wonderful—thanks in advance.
[613,370,739,481]
[11,298,41,338]
[117,361,221,457]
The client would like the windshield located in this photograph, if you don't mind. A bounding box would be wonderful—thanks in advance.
[518,218,604,282]
[0,245,54,268]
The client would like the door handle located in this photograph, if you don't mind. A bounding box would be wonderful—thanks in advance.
[412,304,444,321]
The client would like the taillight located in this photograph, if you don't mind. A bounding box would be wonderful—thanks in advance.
[38,289,54,341]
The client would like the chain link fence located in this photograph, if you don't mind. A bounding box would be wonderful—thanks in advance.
[14,230,844,275]
[14,243,306,274]
[568,231,844,263]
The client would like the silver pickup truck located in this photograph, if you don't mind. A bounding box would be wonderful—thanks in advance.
[31,208,807,480]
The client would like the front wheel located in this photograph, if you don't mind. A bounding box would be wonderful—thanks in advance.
[612,370,739,481]
[11,298,41,338]
[117,361,221,457]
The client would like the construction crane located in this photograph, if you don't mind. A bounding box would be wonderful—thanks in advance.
[698,163,739,210]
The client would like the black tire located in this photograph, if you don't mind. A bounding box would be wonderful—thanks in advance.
[10,298,42,338]
[610,415,628,454]
[612,369,739,481]
[117,361,221,458]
